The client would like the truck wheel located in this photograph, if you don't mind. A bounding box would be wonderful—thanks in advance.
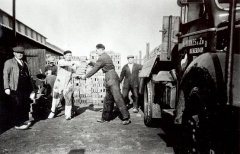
[181,87,214,154]
[144,80,154,127]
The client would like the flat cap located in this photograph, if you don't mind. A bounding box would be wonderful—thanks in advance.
[96,44,105,49]
[63,50,72,55]
[13,46,25,53]
[127,55,134,59]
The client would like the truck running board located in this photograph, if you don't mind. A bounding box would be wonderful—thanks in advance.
[162,109,175,116]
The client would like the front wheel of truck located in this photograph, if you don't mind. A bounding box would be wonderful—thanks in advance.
[180,87,214,154]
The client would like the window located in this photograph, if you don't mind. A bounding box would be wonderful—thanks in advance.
[25,26,28,35]
[31,30,33,38]
[17,21,21,32]
[181,2,204,24]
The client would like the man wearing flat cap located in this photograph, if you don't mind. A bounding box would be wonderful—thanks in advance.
[48,50,80,120]
[3,46,34,130]
[120,55,142,113]
[81,44,131,125]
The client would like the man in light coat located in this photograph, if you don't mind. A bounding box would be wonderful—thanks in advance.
[48,50,78,120]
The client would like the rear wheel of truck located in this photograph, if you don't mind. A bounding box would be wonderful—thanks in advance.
[144,80,154,127]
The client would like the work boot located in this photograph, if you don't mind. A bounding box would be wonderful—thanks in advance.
[15,123,31,130]
[97,118,109,123]
[48,111,55,119]
[65,106,72,120]
[48,98,60,118]
[126,103,133,110]
[122,119,131,125]
[65,116,71,120]
[132,107,139,113]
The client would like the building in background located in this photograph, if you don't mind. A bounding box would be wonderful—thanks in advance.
[0,9,64,76]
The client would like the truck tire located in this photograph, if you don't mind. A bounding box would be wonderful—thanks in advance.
[144,80,154,127]
[180,87,214,154]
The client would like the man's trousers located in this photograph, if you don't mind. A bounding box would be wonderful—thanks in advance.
[10,90,31,126]
[122,85,139,108]
[102,70,130,121]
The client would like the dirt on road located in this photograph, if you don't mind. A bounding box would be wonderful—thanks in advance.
[0,104,174,154]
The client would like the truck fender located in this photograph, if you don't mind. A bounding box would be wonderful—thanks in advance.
[185,53,240,106]
[152,71,174,82]
[175,52,240,123]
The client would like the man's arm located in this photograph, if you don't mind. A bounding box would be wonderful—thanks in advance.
[138,64,143,70]
[25,62,37,91]
[88,61,96,67]
[119,66,125,83]
[45,65,49,73]
[85,57,104,78]
[58,59,73,67]
[3,60,11,90]
[58,60,78,73]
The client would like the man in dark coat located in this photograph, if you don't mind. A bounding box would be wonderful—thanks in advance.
[81,44,130,125]
[3,46,33,130]
[120,55,142,113]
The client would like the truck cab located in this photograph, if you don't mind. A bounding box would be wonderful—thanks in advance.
[139,0,240,153]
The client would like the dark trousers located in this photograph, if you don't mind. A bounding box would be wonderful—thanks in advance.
[122,85,139,108]
[102,76,130,121]
[10,90,31,126]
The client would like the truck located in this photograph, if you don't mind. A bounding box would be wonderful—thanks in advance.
[139,0,240,153]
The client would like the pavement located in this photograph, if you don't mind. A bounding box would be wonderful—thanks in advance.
[0,104,174,154]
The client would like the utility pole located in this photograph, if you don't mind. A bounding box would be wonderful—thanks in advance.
[13,0,17,46]
[139,51,142,64]
[146,43,150,60]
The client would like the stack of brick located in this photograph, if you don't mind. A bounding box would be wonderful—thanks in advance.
[70,56,88,105]
[86,50,121,105]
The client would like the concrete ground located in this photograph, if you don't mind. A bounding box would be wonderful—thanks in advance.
[0,104,174,154]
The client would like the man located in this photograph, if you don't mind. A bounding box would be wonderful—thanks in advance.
[48,50,78,120]
[81,44,130,125]
[32,73,57,118]
[37,73,56,97]
[45,57,58,76]
[120,55,142,113]
[3,46,33,130]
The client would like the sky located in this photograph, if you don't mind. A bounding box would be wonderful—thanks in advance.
[0,0,180,65]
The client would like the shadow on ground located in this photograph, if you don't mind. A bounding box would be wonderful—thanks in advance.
[68,149,85,154]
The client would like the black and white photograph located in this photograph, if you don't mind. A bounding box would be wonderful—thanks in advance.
[0,0,240,153]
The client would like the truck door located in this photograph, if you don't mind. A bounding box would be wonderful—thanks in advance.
[178,0,208,70]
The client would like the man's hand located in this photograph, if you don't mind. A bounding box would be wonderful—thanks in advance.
[5,89,10,95]
[81,75,86,80]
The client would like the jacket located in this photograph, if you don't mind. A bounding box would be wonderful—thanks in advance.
[3,58,32,91]
[120,63,143,88]
[86,52,115,78]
